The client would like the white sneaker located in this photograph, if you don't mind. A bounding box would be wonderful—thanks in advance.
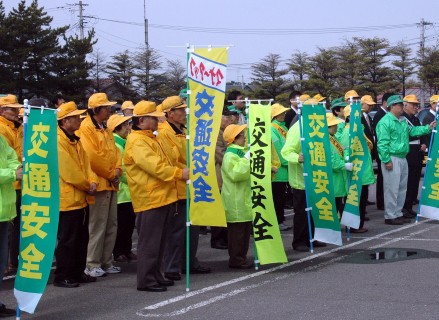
[103,265,121,274]
[84,267,106,277]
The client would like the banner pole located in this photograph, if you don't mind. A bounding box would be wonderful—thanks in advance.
[185,43,192,292]
[345,97,355,241]
[416,108,439,223]
[297,98,314,253]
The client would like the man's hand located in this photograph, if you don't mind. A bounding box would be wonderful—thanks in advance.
[271,167,278,174]
[385,161,393,171]
[115,168,122,178]
[420,144,427,152]
[429,121,437,130]
[298,153,304,163]
[182,168,190,180]
[15,166,23,181]
[89,182,97,195]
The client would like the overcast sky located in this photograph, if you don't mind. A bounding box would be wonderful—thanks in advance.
[3,0,439,83]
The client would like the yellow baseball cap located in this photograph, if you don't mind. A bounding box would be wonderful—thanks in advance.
[0,94,22,108]
[344,90,359,100]
[160,96,187,112]
[57,101,87,120]
[326,113,342,127]
[223,124,247,145]
[107,114,132,132]
[299,94,311,102]
[133,100,165,117]
[344,105,351,118]
[271,103,289,119]
[121,101,134,110]
[313,93,326,102]
[430,95,439,104]
[403,94,420,104]
[361,95,376,105]
[88,93,117,108]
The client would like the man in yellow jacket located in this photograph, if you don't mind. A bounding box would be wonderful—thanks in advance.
[0,94,22,274]
[124,100,189,292]
[77,93,122,277]
[158,96,210,282]
[55,102,99,288]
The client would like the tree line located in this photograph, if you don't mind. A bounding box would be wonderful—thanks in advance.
[1,0,438,106]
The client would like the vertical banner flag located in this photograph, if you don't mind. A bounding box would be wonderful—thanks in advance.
[249,104,287,265]
[14,108,60,314]
[341,102,368,228]
[188,48,228,226]
[302,104,342,246]
[419,121,439,219]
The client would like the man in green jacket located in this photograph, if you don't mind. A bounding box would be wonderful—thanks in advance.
[271,103,291,231]
[376,95,436,225]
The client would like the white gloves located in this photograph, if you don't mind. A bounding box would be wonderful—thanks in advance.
[244,151,250,160]
[345,162,353,171]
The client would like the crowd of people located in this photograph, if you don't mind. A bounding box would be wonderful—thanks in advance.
[0,87,437,316]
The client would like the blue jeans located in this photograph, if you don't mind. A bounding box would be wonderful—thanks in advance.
[0,221,9,305]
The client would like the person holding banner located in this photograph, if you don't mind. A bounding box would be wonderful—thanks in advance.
[55,102,99,288]
[0,94,23,276]
[107,114,137,263]
[402,95,426,218]
[78,93,123,277]
[124,100,189,292]
[376,95,436,225]
[0,133,22,317]
[158,96,210,281]
[326,113,349,217]
[221,124,253,268]
[271,103,292,231]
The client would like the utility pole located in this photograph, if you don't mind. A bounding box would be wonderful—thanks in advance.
[74,1,88,40]
[144,0,150,98]
[418,18,432,108]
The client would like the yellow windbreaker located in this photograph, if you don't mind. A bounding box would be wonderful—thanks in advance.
[124,130,182,212]
[157,121,186,200]
[77,115,122,191]
[0,117,22,189]
[58,128,99,211]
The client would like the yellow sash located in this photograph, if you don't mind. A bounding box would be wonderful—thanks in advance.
[272,123,287,139]
[330,135,344,158]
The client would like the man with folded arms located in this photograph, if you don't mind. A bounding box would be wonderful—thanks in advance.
[125,101,189,292]
[376,95,436,225]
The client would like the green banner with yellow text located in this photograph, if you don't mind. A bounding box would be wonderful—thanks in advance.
[249,104,287,264]
[302,104,342,246]
[341,102,368,228]
[14,107,60,314]
[188,48,227,226]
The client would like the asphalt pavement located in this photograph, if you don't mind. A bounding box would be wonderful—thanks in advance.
[1,184,439,320]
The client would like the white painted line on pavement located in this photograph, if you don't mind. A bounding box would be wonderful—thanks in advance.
[370,225,438,249]
[138,219,430,316]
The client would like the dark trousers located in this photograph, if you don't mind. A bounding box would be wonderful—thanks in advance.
[359,186,368,229]
[292,188,312,248]
[136,204,171,288]
[55,207,89,282]
[404,162,422,210]
[210,226,228,246]
[376,159,384,209]
[113,202,136,258]
[8,190,21,267]
[335,197,345,219]
[272,182,287,224]
[227,221,252,267]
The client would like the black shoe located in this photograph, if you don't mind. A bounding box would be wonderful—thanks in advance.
[313,240,327,248]
[366,200,375,206]
[211,243,228,250]
[384,218,403,225]
[396,216,411,223]
[182,265,211,274]
[413,199,420,205]
[78,273,97,283]
[402,209,417,219]
[293,244,309,252]
[0,304,15,317]
[164,272,181,281]
[157,279,174,286]
[53,279,79,288]
[137,284,167,292]
[229,263,254,269]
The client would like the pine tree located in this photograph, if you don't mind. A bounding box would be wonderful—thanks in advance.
[105,50,137,100]
[251,53,288,99]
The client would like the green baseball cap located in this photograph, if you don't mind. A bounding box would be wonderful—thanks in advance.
[331,97,348,109]
[387,95,404,107]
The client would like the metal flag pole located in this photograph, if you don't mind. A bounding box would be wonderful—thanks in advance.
[345,97,354,241]
[416,107,439,223]
[185,43,192,292]
[297,98,314,253]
